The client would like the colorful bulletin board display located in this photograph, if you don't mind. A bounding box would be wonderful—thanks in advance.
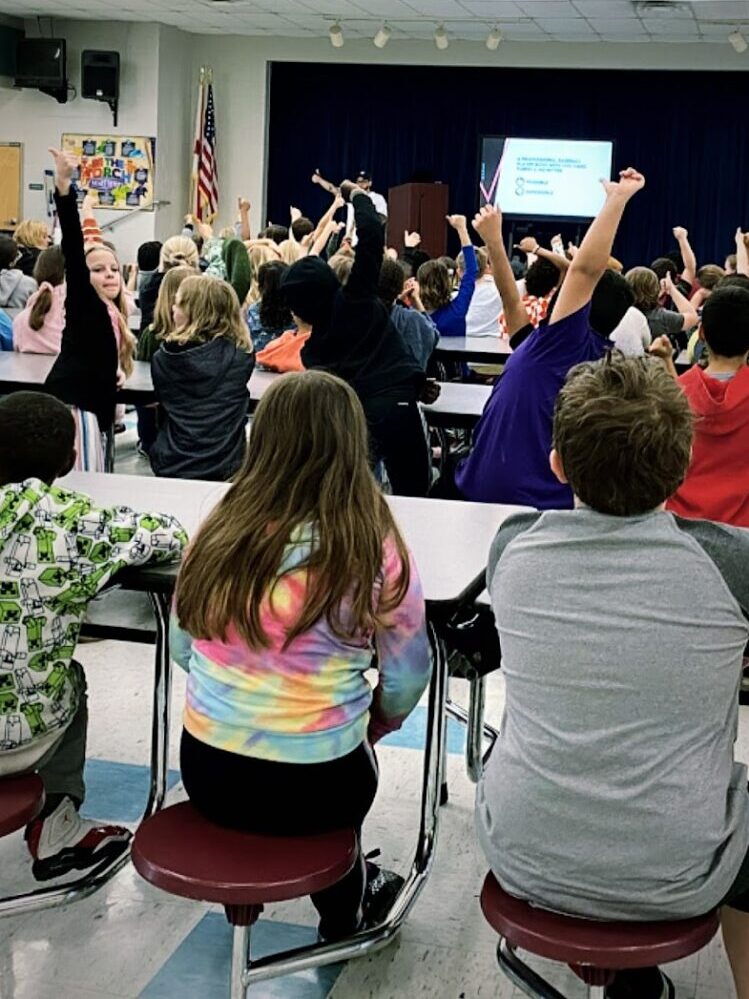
[61,134,156,210]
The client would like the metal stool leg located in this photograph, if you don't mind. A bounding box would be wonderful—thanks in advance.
[466,675,487,783]
[496,939,567,999]
[231,924,250,999]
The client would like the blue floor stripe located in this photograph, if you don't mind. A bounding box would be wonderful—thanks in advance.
[380,704,466,754]
[82,759,181,824]
[140,912,342,999]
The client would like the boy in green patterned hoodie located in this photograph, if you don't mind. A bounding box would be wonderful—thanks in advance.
[0,392,187,880]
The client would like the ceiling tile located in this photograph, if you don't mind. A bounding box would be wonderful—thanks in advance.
[571,0,642,14]
[516,0,580,15]
[690,0,749,18]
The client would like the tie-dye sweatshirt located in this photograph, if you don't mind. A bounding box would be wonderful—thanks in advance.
[170,526,432,763]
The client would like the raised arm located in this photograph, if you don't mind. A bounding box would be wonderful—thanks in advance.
[312,193,345,243]
[311,168,340,198]
[236,198,251,241]
[736,228,749,279]
[673,226,696,285]
[472,205,528,337]
[448,215,478,317]
[516,236,570,273]
[342,182,383,299]
[550,168,645,326]
[48,147,100,315]
[662,272,699,331]
[648,334,679,382]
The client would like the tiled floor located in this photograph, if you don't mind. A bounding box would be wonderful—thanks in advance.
[0,421,744,998]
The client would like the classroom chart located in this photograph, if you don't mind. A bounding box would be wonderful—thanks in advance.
[61,133,156,210]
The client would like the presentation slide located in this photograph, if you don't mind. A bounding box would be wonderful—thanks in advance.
[479,137,614,220]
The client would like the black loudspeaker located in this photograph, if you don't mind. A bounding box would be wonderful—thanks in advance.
[81,50,119,101]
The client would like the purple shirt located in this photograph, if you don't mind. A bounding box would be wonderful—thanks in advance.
[456,304,608,509]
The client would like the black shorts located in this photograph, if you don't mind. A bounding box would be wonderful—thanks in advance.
[722,839,749,913]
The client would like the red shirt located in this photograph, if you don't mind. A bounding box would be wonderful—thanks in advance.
[668,365,749,527]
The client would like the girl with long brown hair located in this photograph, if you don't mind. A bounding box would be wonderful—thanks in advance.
[172,370,431,939]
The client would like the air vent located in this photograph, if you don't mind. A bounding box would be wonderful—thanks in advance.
[634,1,689,15]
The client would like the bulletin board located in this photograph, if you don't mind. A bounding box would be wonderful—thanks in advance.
[60,133,156,211]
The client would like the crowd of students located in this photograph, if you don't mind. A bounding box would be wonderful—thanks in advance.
[1,145,749,999]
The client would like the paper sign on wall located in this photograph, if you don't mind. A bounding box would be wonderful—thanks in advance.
[61,133,156,211]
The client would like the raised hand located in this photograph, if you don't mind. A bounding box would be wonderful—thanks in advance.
[515,236,538,254]
[648,335,673,361]
[48,146,78,194]
[446,214,468,231]
[290,206,302,223]
[660,273,676,297]
[404,230,421,248]
[472,205,503,243]
[672,226,688,241]
[601,167,645,199]
[237,197,251,213]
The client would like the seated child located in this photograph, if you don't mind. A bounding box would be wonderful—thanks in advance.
[417,215,477,337]
[281,183,430,497]
[171,370,431,940]
[247,260,295,356]
[460,246,502,337]
[0,391,187,880]
[478,352,749,999]
[13,246,66,354]
[255,321,310,373]
[378,258,438,371]
[43,147,136,471]
[455,169,645,508]
[0,236,37,315]
[149,274,255,481]
[136,266,195,457]
[664,285,749,526]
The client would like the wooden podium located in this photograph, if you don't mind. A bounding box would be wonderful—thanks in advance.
[387,182,449,259]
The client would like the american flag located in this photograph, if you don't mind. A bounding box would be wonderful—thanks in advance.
[192,74,218,221]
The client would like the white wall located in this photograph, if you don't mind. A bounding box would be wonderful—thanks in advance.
[155,25,195,243]
[0,19,194,260]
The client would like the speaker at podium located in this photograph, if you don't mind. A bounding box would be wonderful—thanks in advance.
[387,183,449,260]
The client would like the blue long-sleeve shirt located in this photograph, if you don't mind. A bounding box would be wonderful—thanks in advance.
[429,244,478,338]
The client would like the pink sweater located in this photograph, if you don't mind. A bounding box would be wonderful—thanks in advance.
[13,283,66,354]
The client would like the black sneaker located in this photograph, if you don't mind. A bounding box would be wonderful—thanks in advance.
[362,860,405,928]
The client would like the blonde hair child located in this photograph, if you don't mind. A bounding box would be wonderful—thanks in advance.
[149,274,255,481]
[44,147,135,470]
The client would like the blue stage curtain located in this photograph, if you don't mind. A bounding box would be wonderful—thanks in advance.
[267,62,749,269]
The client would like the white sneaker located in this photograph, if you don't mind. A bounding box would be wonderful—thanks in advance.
[25,796,131,881]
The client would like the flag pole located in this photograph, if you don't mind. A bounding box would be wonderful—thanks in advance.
[189,66,206,221]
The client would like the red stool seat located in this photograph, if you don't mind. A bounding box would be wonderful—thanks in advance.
[0,773,45,837]
[481,873,719,970]
[132,802,358,906]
